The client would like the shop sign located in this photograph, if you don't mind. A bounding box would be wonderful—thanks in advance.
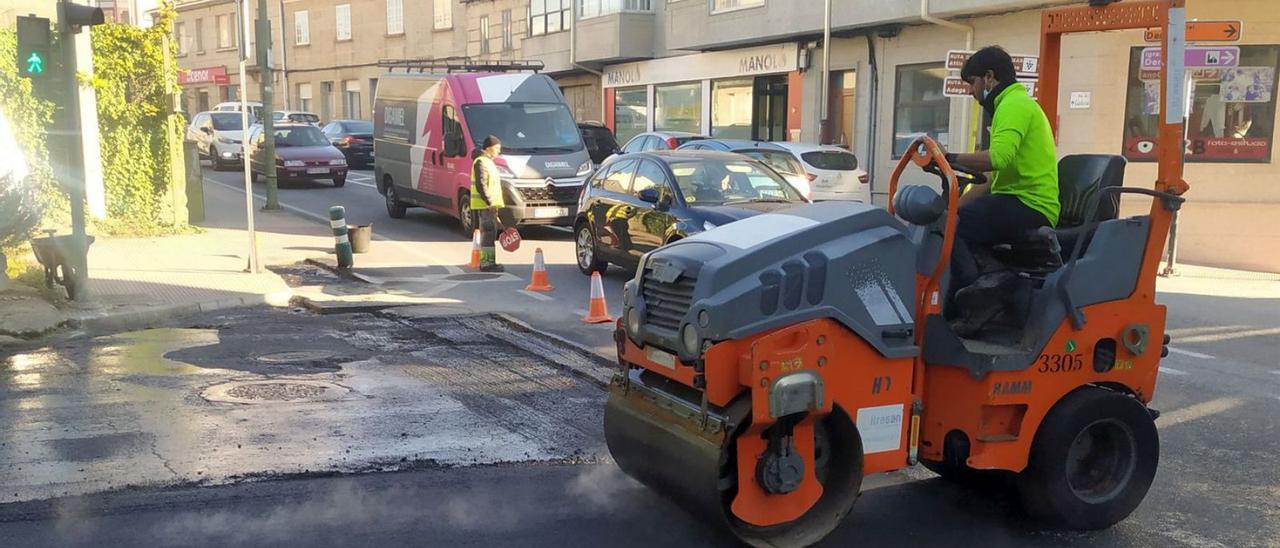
[1141,46,1239,70]
[943,76,1036,98]
[1144,21,1242,43]
[1125,136,1270,162]
[603,43,798,88]
[178,66,229,86]
[946,50,1039,77]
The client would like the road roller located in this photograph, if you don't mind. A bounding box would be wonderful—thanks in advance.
[603,1,1192,545]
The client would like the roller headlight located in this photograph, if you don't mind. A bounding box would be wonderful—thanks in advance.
[625,307,642,338]
[681,324,700,356]
[577,160,593,176]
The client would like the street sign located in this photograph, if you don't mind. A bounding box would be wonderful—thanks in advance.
[15,16,52,80]
[1142,46,1239,70]
[944,76,1037,99]
[1145,20,1242,43]
[946,49,1039,77]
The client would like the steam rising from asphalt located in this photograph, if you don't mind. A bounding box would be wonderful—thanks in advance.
[566,461,638,509]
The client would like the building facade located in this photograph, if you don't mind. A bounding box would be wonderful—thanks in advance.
[165,0,1280,272]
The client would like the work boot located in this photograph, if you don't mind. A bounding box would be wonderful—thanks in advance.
[951,271,1017,338]
[479,263,505,273]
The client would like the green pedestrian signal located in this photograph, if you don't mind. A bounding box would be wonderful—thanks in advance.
[16,15,53,80]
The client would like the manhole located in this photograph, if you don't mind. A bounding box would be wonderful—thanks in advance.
[256,350,337,364]
[445,273,503,281]
[202,380,350,404]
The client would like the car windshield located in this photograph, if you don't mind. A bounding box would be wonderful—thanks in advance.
[273,126,330,147]
[462,103,584,154]
[342,121,373,133]
[801,150,858,170]
[739,149,805,176]
[289,113,321,124]
[668,159,805,206]
[209,113,243,131]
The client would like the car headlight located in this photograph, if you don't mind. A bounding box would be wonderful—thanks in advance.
[496,164,516,178]
[703,220,718,232]
[283,160,305,167]
[680,324,700,356]
[329,158,346,166]
[576,160,593,176]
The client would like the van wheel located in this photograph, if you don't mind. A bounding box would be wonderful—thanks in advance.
[1017,387,1158,530]
[576,222,607,275]
[385,183,407,219]
[458,191,475,235]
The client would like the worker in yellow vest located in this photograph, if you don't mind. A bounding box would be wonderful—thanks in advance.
[470,135,505,272]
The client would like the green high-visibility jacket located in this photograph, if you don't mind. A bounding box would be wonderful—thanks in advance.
[988,83,1060,226]
[470,155,505,210]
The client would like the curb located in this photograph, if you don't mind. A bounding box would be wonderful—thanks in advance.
[70,290,294,335]
[303,257,382,285]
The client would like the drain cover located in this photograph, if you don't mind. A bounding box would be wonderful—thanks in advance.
[446,273,503,281]
[256,351,337,364]
[202,380,350,404]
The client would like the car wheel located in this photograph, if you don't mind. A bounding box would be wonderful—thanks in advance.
[458,191,475,235]
[385,184,407,219]
[212,156,226,171]
[576,222,607,275]
[333,174,346,188]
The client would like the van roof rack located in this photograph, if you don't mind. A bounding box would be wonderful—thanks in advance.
[377,57,545,74]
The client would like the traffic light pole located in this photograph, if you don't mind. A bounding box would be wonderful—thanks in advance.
[57,0,93,301]
[256,0,279,210]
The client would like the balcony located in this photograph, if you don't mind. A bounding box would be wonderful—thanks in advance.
[572,10,654,66]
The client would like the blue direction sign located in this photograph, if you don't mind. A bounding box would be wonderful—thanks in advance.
[1141,46,1240,70]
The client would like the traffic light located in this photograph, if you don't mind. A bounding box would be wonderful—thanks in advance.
[15,16,52,80]
[57,2,106,33]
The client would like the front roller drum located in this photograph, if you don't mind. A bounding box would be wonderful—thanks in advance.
[605,370,864,547]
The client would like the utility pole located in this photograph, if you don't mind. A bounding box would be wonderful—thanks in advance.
[239,0,261,273]
[256,0,279,210]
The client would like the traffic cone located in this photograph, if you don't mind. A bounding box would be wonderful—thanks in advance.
[469,229,482,270]
[582,272,615,324]
[525,248,554,292]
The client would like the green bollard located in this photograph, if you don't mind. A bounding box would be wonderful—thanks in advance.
[329,206,353,268]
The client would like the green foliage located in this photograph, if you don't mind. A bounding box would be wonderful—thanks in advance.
[0,29,57,250]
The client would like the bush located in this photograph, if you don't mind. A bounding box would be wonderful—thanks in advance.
[0,30,57,251]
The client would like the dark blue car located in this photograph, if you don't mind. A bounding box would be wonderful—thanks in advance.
[574,150,807,275]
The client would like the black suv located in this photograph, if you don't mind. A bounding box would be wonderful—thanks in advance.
[573,150,807,275]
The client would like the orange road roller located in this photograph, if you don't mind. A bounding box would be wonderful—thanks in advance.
[603,2,1192,545]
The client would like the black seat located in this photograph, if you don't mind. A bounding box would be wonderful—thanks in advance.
[993,154,1127,271]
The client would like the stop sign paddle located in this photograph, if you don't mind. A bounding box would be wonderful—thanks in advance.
[499,227,521,252]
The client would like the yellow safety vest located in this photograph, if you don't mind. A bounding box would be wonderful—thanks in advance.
[470,155,505,210]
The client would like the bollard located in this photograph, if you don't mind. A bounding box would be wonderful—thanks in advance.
[329,206,354,268]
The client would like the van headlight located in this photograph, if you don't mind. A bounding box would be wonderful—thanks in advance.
[577,160,593,176]
[680,324,700,356]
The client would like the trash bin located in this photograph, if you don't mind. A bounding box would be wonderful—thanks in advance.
[349,224,373,254]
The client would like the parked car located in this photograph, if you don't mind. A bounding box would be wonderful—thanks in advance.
[272,110,323,127]
[374,71,592,231]
[617,131,705,156]
[676,139,811,200]
[213,101,264,122]
[245,122,348,187]
[322,119,374,168]
[187,111,246,171]
[579,122,619,168]
[574,150,807,275]
[772,142,870,203]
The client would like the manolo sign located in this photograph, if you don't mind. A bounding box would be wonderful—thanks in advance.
[603,43,799,88]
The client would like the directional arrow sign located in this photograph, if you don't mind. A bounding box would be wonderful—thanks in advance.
[1142,46,1239,70]
[946,50,1039,77]
[1145,20,1243,43]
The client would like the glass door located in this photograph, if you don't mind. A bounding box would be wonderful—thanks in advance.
[752,75,788,141]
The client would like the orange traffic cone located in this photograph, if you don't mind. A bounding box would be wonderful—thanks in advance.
[469,229,482,270]
[582,272,615,324]
[525,248,554,292]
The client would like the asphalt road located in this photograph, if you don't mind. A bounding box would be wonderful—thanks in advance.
[1,165,1276,546]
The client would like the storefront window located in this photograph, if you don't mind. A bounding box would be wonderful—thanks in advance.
[892,63,950,157]
[614,87,648,145]
[655,82,702,135]
[1123,45,1279,163]
[711,78,753,139]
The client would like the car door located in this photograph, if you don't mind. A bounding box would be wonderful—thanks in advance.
[190,113,212,155]
[621,135,648,154]
[590,159,637,262]
[623,159,678,261]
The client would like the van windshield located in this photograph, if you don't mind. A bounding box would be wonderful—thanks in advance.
[462,103,583,154]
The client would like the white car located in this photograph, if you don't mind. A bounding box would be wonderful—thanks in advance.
[772,142,870,203]
[187,111,246,171]
[213,101,265,122]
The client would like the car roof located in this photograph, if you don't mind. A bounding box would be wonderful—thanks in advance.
[328,119,368,124]
[646,131,703,138]
[771,142,854,154]
[687,139,786,151]
[631,150,758,162]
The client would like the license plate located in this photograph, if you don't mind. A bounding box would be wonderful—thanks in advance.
[306,167,329,174]
[532,207,568,218]
[645,347,676,370]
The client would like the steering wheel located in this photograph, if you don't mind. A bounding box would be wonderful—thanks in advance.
[924,159,988,189]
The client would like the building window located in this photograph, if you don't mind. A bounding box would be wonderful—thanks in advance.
[711,78,752,139]
[614,87,648,145]
[531,0,572,36]
[176,22,188,55]
[892,63,949,157]
[294,11,310,45]
[579,0,652,19]
[501,10,513,51]
[655,82,702,134]
[1123,45,1279,163]
[711,0,764,14]
[215,14,236,49]
[297,83,312,112]
[335,5,352,41]
[478,15,490,55]
[194,18,204,54]
[434,0,452,30]
[344,80,361,119]
[386,0,404,35]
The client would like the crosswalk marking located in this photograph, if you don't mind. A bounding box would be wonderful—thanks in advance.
[1158,396,1244,428]
[1159,366,1188,376]
[1167,347,1215,360]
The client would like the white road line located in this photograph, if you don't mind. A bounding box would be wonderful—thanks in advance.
[1167,347,1216,360]
[1159,366,1189,376]
[1270,370,1280,375]
[348,179,377,189]
[444,265,463,275]
[1158,396,1245,428]
[519,290,554,302]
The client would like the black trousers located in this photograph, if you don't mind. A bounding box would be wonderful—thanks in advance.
[951,194,1051,290]
[478,208,498,265]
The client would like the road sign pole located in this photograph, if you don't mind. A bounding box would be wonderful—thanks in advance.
[239,0,261,274]
[257,0,279,210]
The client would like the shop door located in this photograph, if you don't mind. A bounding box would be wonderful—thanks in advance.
[752,75,788,141]
[830,70,856,148]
